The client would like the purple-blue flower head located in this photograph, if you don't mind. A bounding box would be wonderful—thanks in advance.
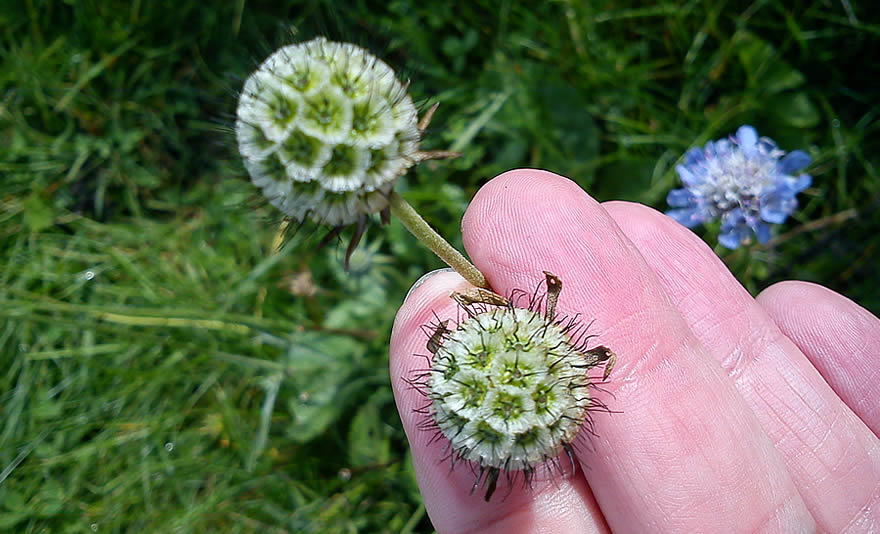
[666,125,812,249]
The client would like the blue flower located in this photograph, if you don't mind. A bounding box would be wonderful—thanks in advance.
[666,125,812,249]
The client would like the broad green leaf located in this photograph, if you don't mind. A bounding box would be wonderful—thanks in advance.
[284,332,364,374]
[734,31,805,94]
[287,384,344,444]
[284,333,368,443]
[769,92,821,128]
[347,391,392,467]
[323,283,388,330]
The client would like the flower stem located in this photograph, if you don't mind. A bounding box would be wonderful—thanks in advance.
[389,192,488,289]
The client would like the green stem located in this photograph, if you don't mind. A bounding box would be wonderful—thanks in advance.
[389,191,488,289]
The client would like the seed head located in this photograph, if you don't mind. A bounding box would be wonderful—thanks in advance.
[413,273,615,501]
[236,38,420,226]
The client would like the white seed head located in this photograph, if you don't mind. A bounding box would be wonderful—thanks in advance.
[236,38,420,226]
[420,275,615,500]
[429,307,591,468]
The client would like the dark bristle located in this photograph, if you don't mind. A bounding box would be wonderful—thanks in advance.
[343,216,368,271]
[316,225,344,250]
[483,467,500,501]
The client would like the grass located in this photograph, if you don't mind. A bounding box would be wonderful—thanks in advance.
[1,0,878,532]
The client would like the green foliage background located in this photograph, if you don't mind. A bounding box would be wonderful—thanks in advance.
[1,0,877,532]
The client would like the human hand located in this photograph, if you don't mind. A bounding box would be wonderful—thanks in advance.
[390,169,880,533]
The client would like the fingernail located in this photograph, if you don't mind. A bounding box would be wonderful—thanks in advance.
[404,268,455,304]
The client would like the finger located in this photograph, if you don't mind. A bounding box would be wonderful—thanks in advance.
[390,270,609,534]
[603,200,880,531]
[757,280,880,436]
[461,169,814,532]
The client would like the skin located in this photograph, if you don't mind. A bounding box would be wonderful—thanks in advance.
[390,169,880,533]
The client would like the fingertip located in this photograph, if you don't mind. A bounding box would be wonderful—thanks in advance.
[462,169,594,278]
[756,279,832,307]
[755,280,873,335]
[460,169,642,315]
[757,280,880,434]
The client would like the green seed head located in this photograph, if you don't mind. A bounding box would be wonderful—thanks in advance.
[236,38,420,226]
[419,274,616,501]
[429,307,592,469]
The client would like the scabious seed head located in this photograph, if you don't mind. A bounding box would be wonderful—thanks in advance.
[666,125,812,249]
[417,275,615,501]
[430,307,592,466]
[236,38,420,226]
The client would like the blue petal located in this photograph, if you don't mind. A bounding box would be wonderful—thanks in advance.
[667,188,695,207]
[791,173,812,193]
[684,147,705,166]
[759,191,791,224]
[675,164,702,187]
[718,227,745,249]
[736,125,758,156]
[779,150,811,174]
[761,194,795,224]
[753,222,771,244]
[713,139,732,156]
[666,207,707,228]
[760,205,789,224]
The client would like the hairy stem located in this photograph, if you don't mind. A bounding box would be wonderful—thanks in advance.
[389,192,488,289]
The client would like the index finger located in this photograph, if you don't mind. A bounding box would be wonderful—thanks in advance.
[461,169,814,532]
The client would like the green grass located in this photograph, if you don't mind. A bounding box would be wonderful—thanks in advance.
[1,0,878,532]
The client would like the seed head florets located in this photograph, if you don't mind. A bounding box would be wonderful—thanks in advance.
[414,274,615,501]
[236,37,420,226]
